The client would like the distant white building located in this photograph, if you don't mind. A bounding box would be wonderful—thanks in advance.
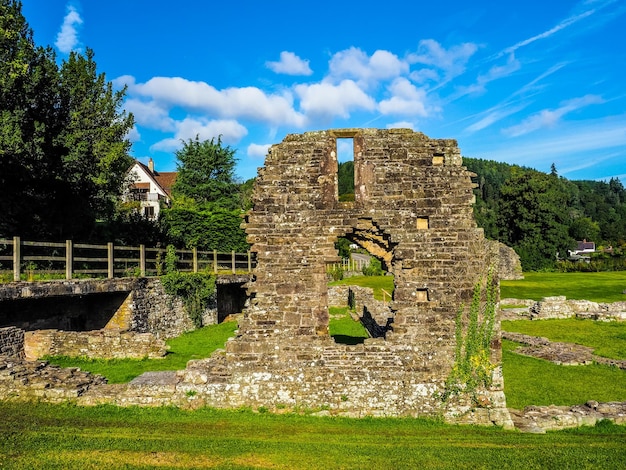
[124,158,177,219]
[569,239,596,256]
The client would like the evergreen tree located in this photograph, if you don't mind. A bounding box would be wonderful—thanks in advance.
[0,0,133,240]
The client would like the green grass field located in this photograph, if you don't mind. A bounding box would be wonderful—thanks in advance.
[0,401,624,469]
[8,272,626,468]
[501,271,626,302]
[45,321,238,383]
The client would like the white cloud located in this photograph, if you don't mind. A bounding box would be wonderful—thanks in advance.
[132,77,305,127]
[455,53,521,98]
[409,68,440,84]
[247,143,271,159]
[266,51,313,76]
[328,47,408,86]
[408,39,478,80]
[463,103,528,133]
[294,80,376,120]
[150,118,247,152]
[55,5,83,54]
[503,95,605,137]
[124,99,176,132]
[378,78,429,117]
[112,75,137,91]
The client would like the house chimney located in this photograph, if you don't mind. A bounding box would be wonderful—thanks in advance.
[148,158,154,173]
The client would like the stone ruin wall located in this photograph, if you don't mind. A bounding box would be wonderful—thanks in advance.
[0,278,216,362]
[178,129,509,425]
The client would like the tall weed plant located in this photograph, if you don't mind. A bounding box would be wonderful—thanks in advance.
[443,269,497,402]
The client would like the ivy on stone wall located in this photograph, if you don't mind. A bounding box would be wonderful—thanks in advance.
[441,269,497,403]
[160,245,216,328]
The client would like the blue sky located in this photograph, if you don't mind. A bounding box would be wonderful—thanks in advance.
[24,0,626,182]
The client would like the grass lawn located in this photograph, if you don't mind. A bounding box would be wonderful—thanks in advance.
[501,271,626,303]
[44,321,238,383]
[503,340,626,409]
[328,275,394,301]
[502,318,626,408]
[503,318,626,359]
[329,306,369,345]
[1,401,625,470]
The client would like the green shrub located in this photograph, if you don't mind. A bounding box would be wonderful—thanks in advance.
[161,272,216,328]
[362,257,383,276]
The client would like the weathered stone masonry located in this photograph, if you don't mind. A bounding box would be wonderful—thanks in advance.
[177,128,510,425]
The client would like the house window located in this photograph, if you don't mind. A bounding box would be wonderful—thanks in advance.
[144,206,155,218]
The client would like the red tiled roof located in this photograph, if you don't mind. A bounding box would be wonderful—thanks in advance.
[154,172,177,197]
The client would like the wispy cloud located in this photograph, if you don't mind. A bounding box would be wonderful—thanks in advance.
[408,39,478,81]
[495,116,626,166]
[495,8,596,59]
[55,4,83,54]
[266,51,313,76]
[503,94,604,137]
[465,105,526,133]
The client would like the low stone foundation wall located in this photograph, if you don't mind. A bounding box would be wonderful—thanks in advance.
[24,329,167,360]
[510,401,626,433]
[0,326,24,359]
[0,357,107,402]
[501,297,626,321]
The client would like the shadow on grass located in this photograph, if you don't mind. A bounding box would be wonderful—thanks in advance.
[331,334,366,345]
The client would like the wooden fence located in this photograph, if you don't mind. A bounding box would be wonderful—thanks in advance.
[0,237,255,282]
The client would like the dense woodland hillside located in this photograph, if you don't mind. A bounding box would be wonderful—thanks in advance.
[463,157,626,270]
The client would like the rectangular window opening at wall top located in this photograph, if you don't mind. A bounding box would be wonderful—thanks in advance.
[337,137,355,202]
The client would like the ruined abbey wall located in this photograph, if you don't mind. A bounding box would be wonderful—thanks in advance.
[178,129,509,425]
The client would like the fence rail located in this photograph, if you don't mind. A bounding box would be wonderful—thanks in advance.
[0,237,255,282]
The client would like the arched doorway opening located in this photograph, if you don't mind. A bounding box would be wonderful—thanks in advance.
[328,218,397,345]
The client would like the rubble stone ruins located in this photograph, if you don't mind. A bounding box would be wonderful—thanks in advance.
[177,128,511,425]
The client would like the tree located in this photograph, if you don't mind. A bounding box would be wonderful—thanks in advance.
[172,136,238,210]
[0,0,134,240]
[163,136,249,251]
[337,161,354,199]
[498,169,572,270]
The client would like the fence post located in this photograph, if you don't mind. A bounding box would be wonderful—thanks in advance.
[247,251,251,273]
[231,250,236,274]
[65,239,73,280]
[213,249,218,274]
[140,244,146,277]
[107,242,114,279]
[13,236,20,282]
[193,247,198,273]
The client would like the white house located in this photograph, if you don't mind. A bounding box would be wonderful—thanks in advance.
[125,158,177,219]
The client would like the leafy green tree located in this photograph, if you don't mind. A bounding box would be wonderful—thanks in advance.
[498,169,572,270]
[172,136,238,210]
[569,217,601,243]
[163,136,249,251]
[0,0,133,240]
